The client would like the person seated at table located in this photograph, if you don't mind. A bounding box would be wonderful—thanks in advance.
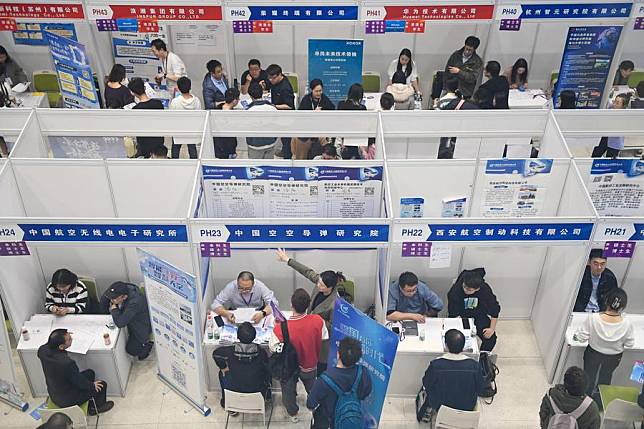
[574,288,634,397]
[386,271,443,323]
[558,90,578,109]
[313,144,341,160]
[337,83,366,111]
[386,70,415,110]
[447,268,500,352]
[45,269,89,315]
[502,58,529,90]
[573,249,618,313]
[378,92,395,111]
[104,64,134,109]
[128,78,164,158]
[299,79,335,111]
[0,45,28,86]
[212,321,270,413]
[37,329,114,415]
[387,48,421,95]
[203,59,229,109]
[444,36,483,100]
[422,329,484,413]
[37,412,73,429]
[100,282,153,360]
[613,60,635,86]
[211,271,277,325]
[240,59,271,95]
[632,81,644,109]
[477,61,509,109]
[150,145,169,159]
[592,94,628,158]
[539,366,600,429]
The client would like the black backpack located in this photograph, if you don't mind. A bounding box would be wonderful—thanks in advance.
[478,352,499,403]
[269,321,300,382]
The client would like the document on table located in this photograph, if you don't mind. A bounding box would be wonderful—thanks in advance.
[232,308,257,324]
[65,329,95,354]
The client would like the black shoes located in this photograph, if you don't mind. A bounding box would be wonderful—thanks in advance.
[138,341,154,361]
[89,400,114,415]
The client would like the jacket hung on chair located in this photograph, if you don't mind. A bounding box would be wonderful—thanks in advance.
[539,385,600,429]
[213,342,270,395]
[37,345,93,408]
[422,353,485,412]
[573,266,618,312]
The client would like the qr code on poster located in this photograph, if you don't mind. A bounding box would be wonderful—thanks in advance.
[365,187,375,196]
[253,185,265,195]
[310,186,318,196]
[172,364,187,388]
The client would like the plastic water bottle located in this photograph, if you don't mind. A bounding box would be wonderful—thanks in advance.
[418,324,425,341]
[414,93,423,110]
[206,313,214,340]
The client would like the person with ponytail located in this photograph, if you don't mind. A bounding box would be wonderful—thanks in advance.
[574,288,635,397]
[276,248,346,374]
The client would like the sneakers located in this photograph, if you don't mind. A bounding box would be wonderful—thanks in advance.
[228,411,240,417]
[289,414,299,423]
[138,341,154,361]
[88,400,114,415]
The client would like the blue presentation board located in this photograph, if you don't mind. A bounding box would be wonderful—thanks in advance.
[308,39,364,104]
[554,25,622,108]
[13,22,76,46]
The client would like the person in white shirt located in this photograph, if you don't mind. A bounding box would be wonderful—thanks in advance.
[169,77,201,159]
[151,38,186,94]
[574,288,635,396]
[387,48,421,95]
[245,82,278,159]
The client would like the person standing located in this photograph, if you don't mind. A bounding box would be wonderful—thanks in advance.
[0,45,28,85]
[387,48,421,95]
[37,329,114,415]
[574,288,635,397]
[270,289,329,423]
[128,78,165,158]
[477,61,510,109]
[104,64,134,109]
[444,36,483,99]
[573,249,618,313]
[202,59,229,109]
[213,87,240,159]
[245,82,279,159]
[169,76,201,159]
[266,64,295,159]
[45,269,89,315]
[150,39,186,94]
[100,282,153,360]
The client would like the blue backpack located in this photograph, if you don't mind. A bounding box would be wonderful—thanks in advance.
[320,366,363,429]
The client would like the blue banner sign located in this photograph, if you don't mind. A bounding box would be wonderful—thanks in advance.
[485,159,553,176]
[499,3,632,20]
[328,299,399,428]
[394,223,594,242]
[13,22,76,46]
[554,25,622,108]
[591,159,644,177]
[308,39,364,104]
[194,224,389,243]
[0,224,188,243]
[226,5,358,21]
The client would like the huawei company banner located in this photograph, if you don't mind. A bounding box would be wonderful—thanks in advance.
[328,299,399,428]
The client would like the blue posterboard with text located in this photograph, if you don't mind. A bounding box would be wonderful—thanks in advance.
[554,25,622,109]
[308,39,364,104]
[13,22,76,46]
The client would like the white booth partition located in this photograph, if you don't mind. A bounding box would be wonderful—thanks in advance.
[380,109,569,159]
[0,108,32,157]
[10,108,208,159]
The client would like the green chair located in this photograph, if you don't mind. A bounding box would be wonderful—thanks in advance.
[44,397,93,428]
[78,277,98,305]
[362,72,381,92]
[598,385,643,428]
[284,72,299,94]
[628,70,644,88]
[33,70,62,107]
[549,71,559,91]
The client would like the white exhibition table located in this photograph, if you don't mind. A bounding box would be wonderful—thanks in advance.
[555,312,644,388]
[14,92,49,109]
[509,89,550,109]
[17,314,132,398]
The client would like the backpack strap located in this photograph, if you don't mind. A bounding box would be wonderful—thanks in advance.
[547,393,563,414]
[321,373,344,396]
[568,396,593,419]
[281,321,290,345]
[350,366,363,394]
[455,99,466,110]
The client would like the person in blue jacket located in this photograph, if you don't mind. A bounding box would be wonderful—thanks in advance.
[202,59,229,109]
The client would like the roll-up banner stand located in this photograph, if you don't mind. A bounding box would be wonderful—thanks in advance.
[137,249,210,416]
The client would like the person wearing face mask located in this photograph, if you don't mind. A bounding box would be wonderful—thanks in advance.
[276,248,344,374]
[447,268,500,352]
[45,269,89,315]
[574,288,635,397]
[444,36,483,99]
[210,271,277,325]
[104,64,134,109]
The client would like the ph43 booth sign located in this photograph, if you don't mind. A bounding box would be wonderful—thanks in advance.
[87,4,222,21]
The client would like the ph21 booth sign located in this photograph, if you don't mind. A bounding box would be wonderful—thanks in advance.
[328,299,398,428]
[308,39,363,104]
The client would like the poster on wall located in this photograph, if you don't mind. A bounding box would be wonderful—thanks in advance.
[45,32,100,109]
[202,165,383,218]
[554,25,622,108]
[13,22,76,46]
[137,249,210,415]
[112,24,166,82]
[48,136,127,159]
[328,299,398,428]
[172,24,219,53]
[480,159,553,218]
[308,39,364,104]
[588,159,644,216]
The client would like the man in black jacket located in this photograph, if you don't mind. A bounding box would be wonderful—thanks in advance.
[477,61,509,109]
[448,268,501,352]
[573,249,618,313]
[37,329,114,415]
[443,36,483,99]
[212,322,270,411]
[100,282,153,360]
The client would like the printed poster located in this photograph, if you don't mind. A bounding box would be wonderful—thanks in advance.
[328,299,398,428]
[13,22,76,46]
[588,159,644,216]
[45,32,99,109]
[111,25,167,84]
[554,26,622,109]
[137,250,209,415]
[308,39,364,104]
[202,165,383,218]
[480,159,552,218]
[48,136,127,159]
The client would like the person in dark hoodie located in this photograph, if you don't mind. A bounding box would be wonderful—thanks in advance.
[212,322,270,413]
[539,366,600,429]
[573,249,618,313]
[202,59,229,109]
[37,329,114,415]
[448,268,500,352]
[100,282,153,360]
[477,61,509,109]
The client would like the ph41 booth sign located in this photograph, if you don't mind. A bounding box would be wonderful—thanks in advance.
[362,4,495,21]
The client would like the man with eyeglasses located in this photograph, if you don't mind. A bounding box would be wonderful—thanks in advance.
[211,271,278,324]
[386,271,443,323]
